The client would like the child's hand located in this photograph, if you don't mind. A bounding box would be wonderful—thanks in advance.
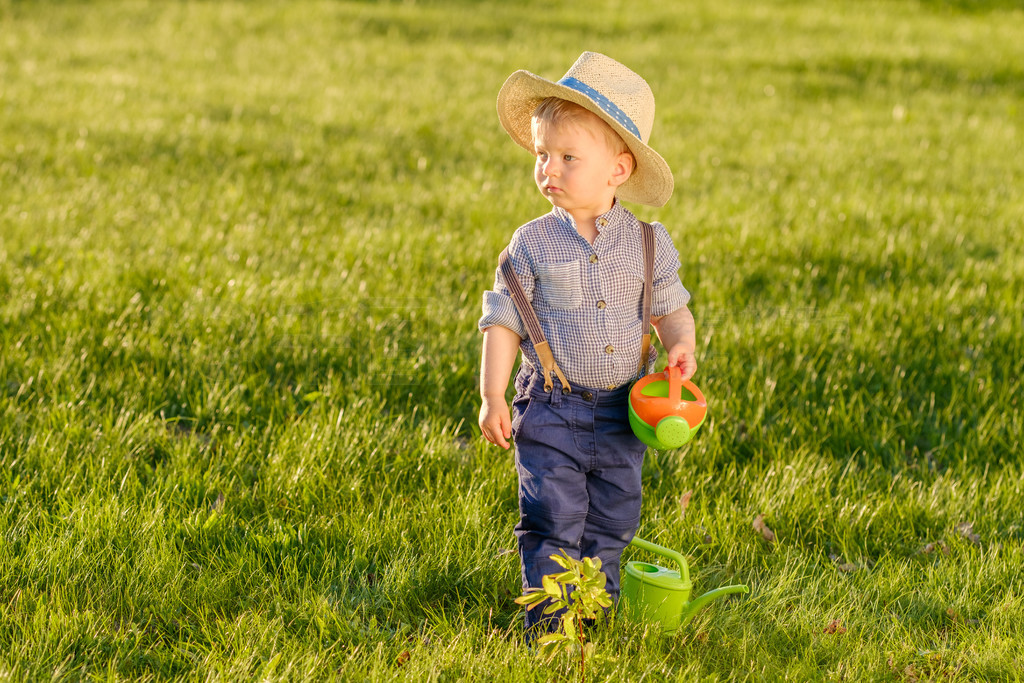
[479,397,512,450]
[652,306,697,381]
[665,345,697,381]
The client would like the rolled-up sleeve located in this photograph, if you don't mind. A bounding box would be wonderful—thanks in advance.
[478,243,533,339]
[479,288,526,338]
[650,221,691,316]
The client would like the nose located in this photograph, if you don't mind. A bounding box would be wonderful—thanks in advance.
[542,157,560,177]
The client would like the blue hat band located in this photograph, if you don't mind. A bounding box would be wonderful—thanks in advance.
[557,76,642,141]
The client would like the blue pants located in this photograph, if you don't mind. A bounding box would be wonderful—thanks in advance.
[510,366,647,633]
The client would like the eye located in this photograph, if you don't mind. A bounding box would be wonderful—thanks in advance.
[536,152,548,162]
[563,154,576,162]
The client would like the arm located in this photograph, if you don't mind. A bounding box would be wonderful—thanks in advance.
[478,324,522,450]
[651,305,697,380]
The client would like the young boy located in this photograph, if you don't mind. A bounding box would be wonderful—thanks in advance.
[478,52,697,633]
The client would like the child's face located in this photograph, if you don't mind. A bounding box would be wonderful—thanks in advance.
[531,115,630,223]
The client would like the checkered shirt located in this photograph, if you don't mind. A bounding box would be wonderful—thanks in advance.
[479,201,690,390]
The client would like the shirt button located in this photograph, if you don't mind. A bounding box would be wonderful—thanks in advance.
[605,345,615,354]
[598,218,608,227]
[589,254,598,263]
[596,300,606,309]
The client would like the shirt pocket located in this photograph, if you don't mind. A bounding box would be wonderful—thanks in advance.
[535,260,582,310]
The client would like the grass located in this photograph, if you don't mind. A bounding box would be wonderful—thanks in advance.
[1,0,1023,679]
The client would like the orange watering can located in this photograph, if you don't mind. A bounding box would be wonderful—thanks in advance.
[629,366,707,450]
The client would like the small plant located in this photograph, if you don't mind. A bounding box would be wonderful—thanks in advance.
[515,550,613,681]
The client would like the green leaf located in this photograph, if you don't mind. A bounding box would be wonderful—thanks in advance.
[264,652,282,675]
[550,552,572,570]
[514,589,546,607]
[542,601,567,614]
[202,511,221,531]
[553,570,577,584]
[516,593,548,610]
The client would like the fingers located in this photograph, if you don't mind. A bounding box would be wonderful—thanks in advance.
[667,348,697,381]
[494,420,511,450]
[483,423,510,450]
[679,357,697,381]
[479,408,512,450]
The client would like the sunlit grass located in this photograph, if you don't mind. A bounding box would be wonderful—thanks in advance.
[2,0,1022,679]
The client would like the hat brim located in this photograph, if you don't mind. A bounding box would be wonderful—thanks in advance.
[497,69,674,207]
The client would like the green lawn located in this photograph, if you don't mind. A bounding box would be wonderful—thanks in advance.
[2,0,1023,680]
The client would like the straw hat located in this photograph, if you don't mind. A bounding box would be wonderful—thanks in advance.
[497,52,674,207]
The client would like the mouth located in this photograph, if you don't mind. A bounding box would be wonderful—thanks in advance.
[544,185,561,194]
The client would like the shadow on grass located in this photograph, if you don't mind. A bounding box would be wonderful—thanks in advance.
[781,54,1024,100]
[913,0,1024,13]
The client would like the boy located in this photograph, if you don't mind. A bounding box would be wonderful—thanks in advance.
[478,52,697,633]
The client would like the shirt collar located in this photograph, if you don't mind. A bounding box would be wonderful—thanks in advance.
[552,199,631,235]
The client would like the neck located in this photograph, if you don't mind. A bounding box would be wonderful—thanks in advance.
[573,218,598,244]
[567,202,614,242]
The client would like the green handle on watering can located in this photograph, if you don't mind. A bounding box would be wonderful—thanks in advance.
[629,535,691,589]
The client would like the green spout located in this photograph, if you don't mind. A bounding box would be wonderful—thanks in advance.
[678,584,750,628]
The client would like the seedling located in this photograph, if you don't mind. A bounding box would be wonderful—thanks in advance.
[515,550,613,681]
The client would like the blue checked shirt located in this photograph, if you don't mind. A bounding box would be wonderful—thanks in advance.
[479,201,690,390]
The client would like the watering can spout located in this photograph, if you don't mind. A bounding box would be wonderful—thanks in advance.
[678,584,750,628]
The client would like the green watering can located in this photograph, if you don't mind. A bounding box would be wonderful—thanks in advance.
[620,536,749,634]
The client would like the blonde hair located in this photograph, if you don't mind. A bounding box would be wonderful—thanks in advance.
[532,97,633,160]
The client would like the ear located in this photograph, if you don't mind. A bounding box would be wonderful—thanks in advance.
[609,152,635,188]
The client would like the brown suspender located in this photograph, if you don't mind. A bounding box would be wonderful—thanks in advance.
[637,219,655,378]
[498,221,656,393]
[499,248,572,393]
